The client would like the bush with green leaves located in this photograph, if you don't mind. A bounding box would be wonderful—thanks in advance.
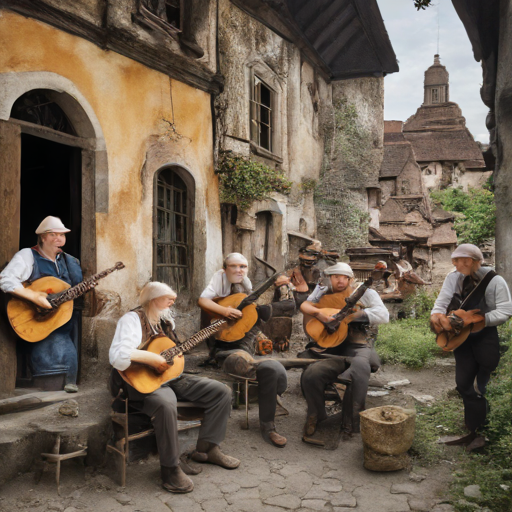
[216,152,292,211]
[401,288,438,319]
[376,317,438,368]
[430,187,496,246]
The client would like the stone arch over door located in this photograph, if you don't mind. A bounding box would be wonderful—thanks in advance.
[0,72,105,394]
[153,165,195,294]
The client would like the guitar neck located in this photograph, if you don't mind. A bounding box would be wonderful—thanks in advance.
[49,262,125,308]
[161,320,227,362]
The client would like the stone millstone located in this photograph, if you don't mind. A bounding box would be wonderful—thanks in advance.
[359,406,416,472]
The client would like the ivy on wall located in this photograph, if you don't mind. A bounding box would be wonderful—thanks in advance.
[216,152,292,210]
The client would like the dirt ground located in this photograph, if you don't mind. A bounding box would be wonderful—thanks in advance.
[0,344,458,512]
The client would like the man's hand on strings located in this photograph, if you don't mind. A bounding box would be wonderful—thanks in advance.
[430,313,452,333]
[223,306,243,320]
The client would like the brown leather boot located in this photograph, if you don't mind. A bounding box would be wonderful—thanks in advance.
[191,442,240,469]
[260,421,287,448]
[304,414,318,436]
[161,465,194,493]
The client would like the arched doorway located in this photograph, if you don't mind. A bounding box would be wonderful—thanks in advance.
[0,83,102,394]
[153,166,195,293]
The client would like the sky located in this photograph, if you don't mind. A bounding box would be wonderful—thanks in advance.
[376,0,489,143]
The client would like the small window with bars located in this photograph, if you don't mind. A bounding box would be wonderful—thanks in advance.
[154,168,191,292]
[250,76,273,152]
[431,88,439,103]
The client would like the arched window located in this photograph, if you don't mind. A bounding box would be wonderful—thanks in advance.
[153,167,194,291]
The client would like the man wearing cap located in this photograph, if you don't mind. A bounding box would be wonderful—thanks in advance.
[198,253,294,448]
[431,244,512,450]
[0,216,83,392]
[299,262,389,437]
[110,281,239,494]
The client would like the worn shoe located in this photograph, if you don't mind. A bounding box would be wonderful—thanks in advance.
[161,465,194,493]
[260,421,287,448]
[304,414,318,436]
[64,383,78,393]
[179,453,203,475]
[191,445,240,469]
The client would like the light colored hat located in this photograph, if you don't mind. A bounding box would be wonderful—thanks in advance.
[139,282,177,305]
[35,216,71,234]
[451,244,484,263]
[223,253,248,266]
[324,262,354,278]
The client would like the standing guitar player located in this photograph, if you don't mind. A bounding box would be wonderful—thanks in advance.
[198,253,295,448]
[109,281,239,493]
[0,216,83,393]
[299,262,389,438]
[431,244,512,450]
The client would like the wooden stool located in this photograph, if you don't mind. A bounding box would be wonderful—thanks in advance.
[41,434,87,494]
[106,397,203,487]
[228,374,258,430]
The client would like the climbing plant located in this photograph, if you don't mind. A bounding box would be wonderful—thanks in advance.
[216,152,292,211]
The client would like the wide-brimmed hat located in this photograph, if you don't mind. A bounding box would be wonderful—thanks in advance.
[324,262,354,278]
[35,216,71,234]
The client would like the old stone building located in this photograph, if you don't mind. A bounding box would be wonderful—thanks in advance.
[0,0,225,395]
[215,0,398,275]
[386,55,490,193]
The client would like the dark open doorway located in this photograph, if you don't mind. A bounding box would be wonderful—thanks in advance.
[16,133,82,387]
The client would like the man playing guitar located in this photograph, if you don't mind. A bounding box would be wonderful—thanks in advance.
[431,244,512,451]
[0,216,83,393]
[109,282,239,494]
[198,253,294,448]
[299,262,389,437]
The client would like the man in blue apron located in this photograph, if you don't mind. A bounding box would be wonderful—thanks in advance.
[0,216,83,392]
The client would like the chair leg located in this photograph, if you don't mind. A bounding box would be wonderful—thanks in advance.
[244,380,250,430]
[56,460,61,495]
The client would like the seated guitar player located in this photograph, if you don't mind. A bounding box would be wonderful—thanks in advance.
[0,216,83,393]
[299,262,389,437]
[109,282,239,494]
[197,253,295,448]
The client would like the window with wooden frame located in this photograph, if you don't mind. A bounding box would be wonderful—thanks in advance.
[250,76,274,152]
[153,168,193,292]
[137,0,181,38]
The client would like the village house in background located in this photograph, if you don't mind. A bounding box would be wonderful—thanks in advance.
[0,0,398,398]
[386,55,492,193]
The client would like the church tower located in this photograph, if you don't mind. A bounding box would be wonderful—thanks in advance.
[423,54,449,105]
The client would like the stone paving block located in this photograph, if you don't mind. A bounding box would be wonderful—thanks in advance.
[219,482,240,494]
[283,471,314,497]
[190,482,223,502]
[227,498,269,512]
[165,496,203,512]
[200,498,229,512]
[247,466,272,479]
[431,505,455,512]
[318,479,342,493]
[353,488,410,512]
[463,485,482,499]
[390,483,421,494]
[279,464,308,477]
[269,473,286,488]
[321,470,341,479]
[258,483,287,500]
[329,492,357,507]
[300,499,328,510]
[233,473,261,488]
[303,486,330,500]
[408,498,434,511]
[264,494,302,509]
[115,493,132,505]
[408,472,427,483]
[333,508,359,512]
[225,487,260,505]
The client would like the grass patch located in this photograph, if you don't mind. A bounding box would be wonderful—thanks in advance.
[376,317,439,368]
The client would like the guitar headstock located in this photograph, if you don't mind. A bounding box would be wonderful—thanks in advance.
[114,262,125,270]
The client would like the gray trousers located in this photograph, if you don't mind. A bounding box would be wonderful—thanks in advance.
[300,344,379,431]
[126,375,232,468]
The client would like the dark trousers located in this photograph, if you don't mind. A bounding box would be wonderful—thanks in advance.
[454,326,500,432]
[126,375,232,467]
[300,343,378,431]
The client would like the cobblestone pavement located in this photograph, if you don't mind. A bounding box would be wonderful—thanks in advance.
[0,365,456,512]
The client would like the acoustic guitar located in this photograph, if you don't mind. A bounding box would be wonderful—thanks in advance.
[202,271,279,342]
[7,262,125,342]
[118,320,227,394]
[306,264,386,348]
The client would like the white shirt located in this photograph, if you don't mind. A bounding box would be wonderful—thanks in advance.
[431,266,512,327]
[200,269,252,299]
[307,285,389,326]
[109,312,145,371]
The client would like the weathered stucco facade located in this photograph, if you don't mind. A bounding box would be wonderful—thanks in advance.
[0,3,223,394]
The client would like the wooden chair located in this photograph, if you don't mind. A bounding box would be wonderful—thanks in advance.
[106,392,204,487]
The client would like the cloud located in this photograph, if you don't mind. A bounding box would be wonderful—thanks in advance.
[377,0,489,143]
